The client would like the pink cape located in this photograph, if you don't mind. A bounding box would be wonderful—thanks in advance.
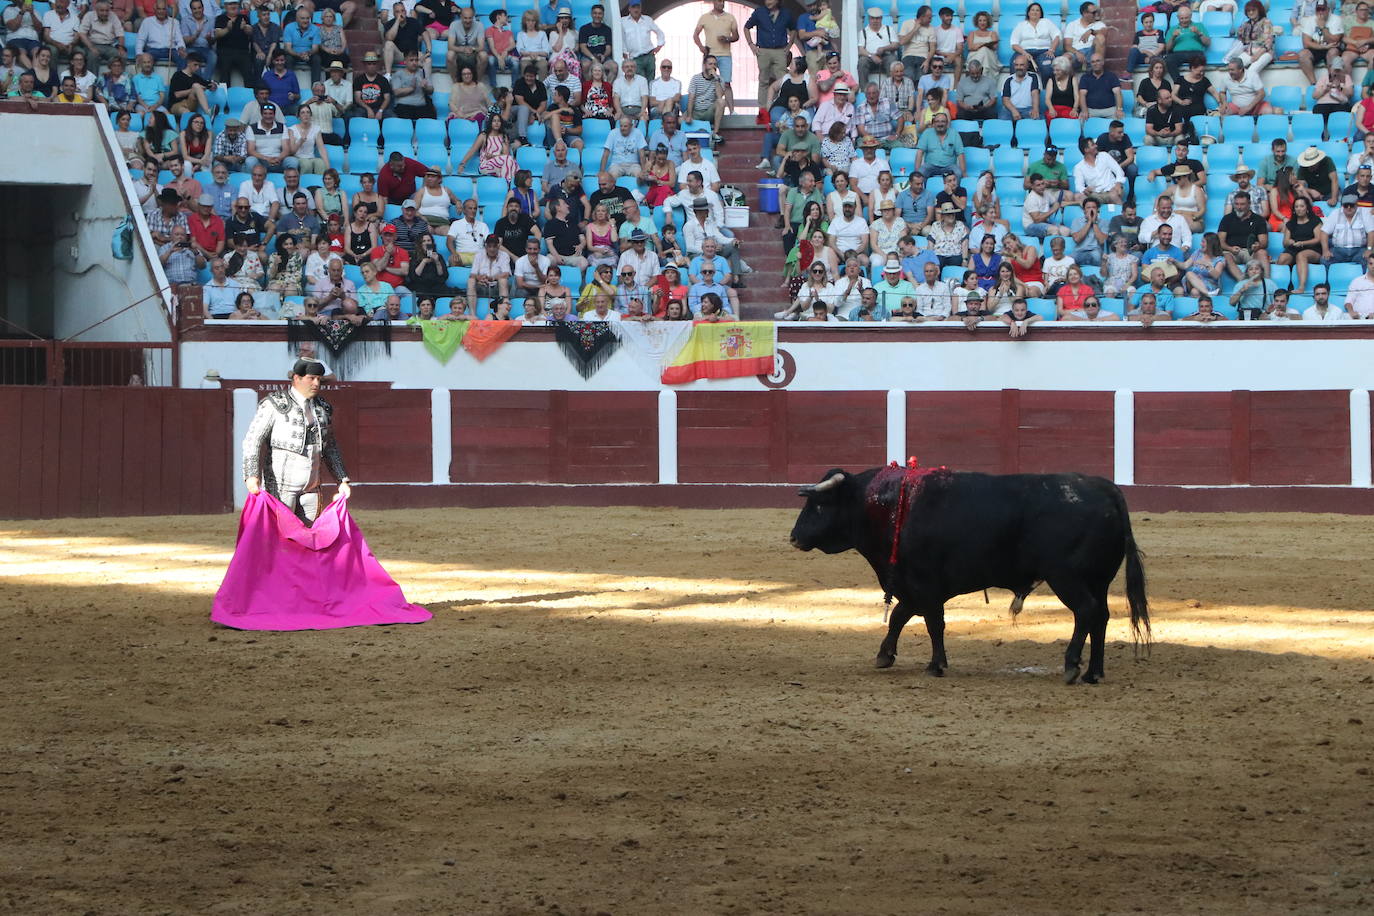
[211,492,431,631]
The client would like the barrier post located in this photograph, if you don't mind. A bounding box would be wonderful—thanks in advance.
[658,389,678,484]
[886,389,905,462]
[1113,389,1135,486]
[231,387,258,508]
[432,388,452,484]
[1351,389,1371,487]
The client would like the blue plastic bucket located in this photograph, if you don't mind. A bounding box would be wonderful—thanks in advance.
[759,178,784,214]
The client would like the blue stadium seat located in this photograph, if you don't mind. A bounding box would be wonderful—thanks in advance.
[888,147,917,178]
[1026,298,1057,321]
[527,123,546,148]
[300,174,324,189]
[1192,115,1221,143]
[1269,86,1303,114]
[1328,262,1364,291]
[1049,118,1081,150]
[1206,142,1240,175]
[1255,114,1289,145]
[1268,264,1292,288]
[431,39,447,72]
[582,120,611,150]
[417,142,449,172]
[1013,119,1046,149]
[1305,264,1327,288]
[1322,140,1349,164]
[981,119,1013,149]
[1169,296,1197,318]
[347,117,382,149]
[992,146,1023,177]
[1135,145,1170,175]
[994,177,1026,207]
[381,117,414,148]
[964,147,992,175]
[559,266,581,288]
[1326,111,1353,142]
[1083,117,1112,140]
[448,119,480,152]
[940,265,965,282]
[1222,116,1256,144]
[1274,34,1303,60]
[443,176,473,199]
[1202,10,1232,35]
[1206,38,1235,66]
[1290,113,1323,147]
[517,146,549,173]
[226,86,254,114]
[415,118,448,146]
[476,175,508,202]
[344,264,364,287]
[1098,297,1126,318]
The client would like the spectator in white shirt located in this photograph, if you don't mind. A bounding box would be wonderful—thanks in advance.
[1072,137,1125,204]
[827,200,870,258]
[612,56,650,122]
[1344,262,1374,317]
[1320,194,1374,264]
[1062,1,1107,70]
[1303,283,1347,321]
[445,198,489,266]
[1139,195,1193,250]
[911,260,953,318]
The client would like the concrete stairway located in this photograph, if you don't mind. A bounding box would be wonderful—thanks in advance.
[715,125,788,321]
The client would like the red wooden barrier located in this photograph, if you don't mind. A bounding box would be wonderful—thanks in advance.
[1137,391,1349,485]
[907,390,1114,478]
[1136,393,1234,485]
[677,391,886,483]
[0,387,231,519]
[450,390,658,483]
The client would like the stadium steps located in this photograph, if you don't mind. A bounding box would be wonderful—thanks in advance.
[344,5,382,59]
[717,127,787,321]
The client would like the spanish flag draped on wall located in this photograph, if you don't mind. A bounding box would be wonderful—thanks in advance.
[661,321,777,385]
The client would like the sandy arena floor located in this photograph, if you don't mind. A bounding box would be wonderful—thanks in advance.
[1,507,1373,914]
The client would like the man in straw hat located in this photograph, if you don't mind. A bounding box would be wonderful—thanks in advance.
[242,358,351,524]
[1225,165,1268,217]
[1296,145,1340,208]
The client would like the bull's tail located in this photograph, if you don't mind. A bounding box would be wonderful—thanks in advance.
[1114,485,1153,656]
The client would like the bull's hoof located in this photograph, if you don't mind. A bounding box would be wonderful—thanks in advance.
[1082,671,1101,685]
[875,651,896,669]
[925,662,946,677]
[1064,665,1082,685]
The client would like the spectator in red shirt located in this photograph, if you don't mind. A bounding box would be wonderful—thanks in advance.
[188,192,227,258]
[368,223,412,288]
[377,151,430,205]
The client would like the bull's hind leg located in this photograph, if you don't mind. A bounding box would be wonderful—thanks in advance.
[876,599,949,675]
[1048,580,1103,685]
[922,604,949,676]
[1085,589,1111,684]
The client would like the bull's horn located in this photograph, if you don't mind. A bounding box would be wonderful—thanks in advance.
[810,472,846,493]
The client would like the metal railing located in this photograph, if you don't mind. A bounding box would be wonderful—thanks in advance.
[0,341,173,387]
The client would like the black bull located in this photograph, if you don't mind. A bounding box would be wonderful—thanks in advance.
[789,467,1151,684]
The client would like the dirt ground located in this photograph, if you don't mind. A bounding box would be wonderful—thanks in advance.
[1,507,1373,915]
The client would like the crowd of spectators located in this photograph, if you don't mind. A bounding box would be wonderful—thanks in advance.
[754,0,1374,325]
[14,0,1374,326]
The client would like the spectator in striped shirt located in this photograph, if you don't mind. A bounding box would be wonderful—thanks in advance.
[687,55,726,142]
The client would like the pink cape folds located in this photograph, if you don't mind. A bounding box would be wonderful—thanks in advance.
[211,492,431,631]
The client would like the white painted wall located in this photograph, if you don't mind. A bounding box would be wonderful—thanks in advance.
[181,329,1374,393]
[0,109,172,345]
